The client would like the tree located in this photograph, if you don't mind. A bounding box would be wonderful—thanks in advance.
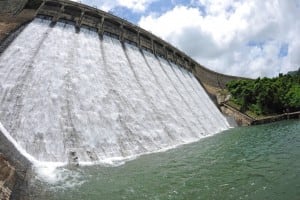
[226,72,300,115]
[285,85,300,111]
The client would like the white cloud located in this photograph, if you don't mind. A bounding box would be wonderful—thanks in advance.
[139,0,300,78]
[71,0,300,78]
[117,0,156,12]
[72,0,157,12]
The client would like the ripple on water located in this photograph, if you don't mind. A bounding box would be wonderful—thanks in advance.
[31,120,300,200]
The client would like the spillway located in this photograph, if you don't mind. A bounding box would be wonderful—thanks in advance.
[0,18,229,166]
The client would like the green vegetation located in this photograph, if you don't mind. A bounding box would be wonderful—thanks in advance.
[226,69,300,115]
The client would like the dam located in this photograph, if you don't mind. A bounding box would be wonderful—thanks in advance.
[0,17,229,165]
[0,0,234,166]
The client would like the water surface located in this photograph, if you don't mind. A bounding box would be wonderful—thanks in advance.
[32,120,300,200]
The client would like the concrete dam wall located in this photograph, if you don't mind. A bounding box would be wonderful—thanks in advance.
[0,16,230,174]
[36,0,244,89]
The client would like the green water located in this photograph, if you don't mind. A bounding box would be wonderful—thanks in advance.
[34,120,300,200]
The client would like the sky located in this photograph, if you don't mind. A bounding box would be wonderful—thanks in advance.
[72,0,300,78]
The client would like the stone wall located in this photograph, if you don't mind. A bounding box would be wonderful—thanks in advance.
[220,103,254,126]
[0,0,28,15]
[221,105,253,126]
[0,154,16,200]
[252,111,300,125]
[0,127,31,199]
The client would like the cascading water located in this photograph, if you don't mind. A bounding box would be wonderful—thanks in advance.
[0,18,230,168]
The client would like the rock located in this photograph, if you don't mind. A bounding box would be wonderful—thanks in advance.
[0,154,16,200]
[0,186,12,200]
[68,151,79,167]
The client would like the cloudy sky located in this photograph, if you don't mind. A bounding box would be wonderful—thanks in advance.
[73,0,300,78]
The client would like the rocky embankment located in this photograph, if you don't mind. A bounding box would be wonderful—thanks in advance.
[0,6,35,199]
[0,126,31,200]
[0,155,16,200]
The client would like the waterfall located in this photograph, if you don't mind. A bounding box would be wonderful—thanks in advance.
[0,18,230,166]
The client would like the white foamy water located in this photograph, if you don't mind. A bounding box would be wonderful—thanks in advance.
[0,19,230,177]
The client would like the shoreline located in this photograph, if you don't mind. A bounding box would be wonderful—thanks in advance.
[220,101,300,126]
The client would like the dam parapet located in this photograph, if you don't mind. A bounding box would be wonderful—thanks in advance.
[36,0,244,88]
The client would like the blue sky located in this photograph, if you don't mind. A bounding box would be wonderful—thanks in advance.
[109,0,206,23]
[73,0,300,78]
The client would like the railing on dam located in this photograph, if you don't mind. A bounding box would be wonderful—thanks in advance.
[35,0,244,88]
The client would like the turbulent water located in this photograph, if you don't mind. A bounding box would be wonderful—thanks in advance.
[31,120,300,200]
[0,18,229,166]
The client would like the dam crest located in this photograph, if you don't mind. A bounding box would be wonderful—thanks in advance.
[36,0,241,89]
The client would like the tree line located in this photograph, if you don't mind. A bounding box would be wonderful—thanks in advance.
[226,69,300,115]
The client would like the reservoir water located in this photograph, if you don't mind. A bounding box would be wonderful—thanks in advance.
[31,120,300,200]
